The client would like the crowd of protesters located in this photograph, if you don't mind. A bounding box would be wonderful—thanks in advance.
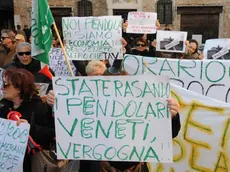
[0,19,210,172]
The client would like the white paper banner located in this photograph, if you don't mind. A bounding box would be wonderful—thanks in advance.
[0,118,30,172]
[127,12,157,34]
[149,84,230,171]
[53,75,172,162]
[62,16,122,60]
[204,39,230,60]
[156,31,187,53]
[122,54,230,102]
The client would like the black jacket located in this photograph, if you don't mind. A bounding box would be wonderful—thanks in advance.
[0,96,55,172]
[3,56,54,92]
[132,48,156,57]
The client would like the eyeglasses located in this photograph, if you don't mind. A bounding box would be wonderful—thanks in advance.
[17,52,31,56]
[1,37,9,40]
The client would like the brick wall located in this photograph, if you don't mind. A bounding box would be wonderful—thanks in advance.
[14,0,108,26]
[92,0,108,16]
[142,0,230,38]
[14,0,229,38]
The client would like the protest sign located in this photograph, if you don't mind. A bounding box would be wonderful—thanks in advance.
[62,16,122,60]
[50,48,77,76]
[204,39,230,60]
[53,75,173,162]
[0,118,30,172]
[126,12,157,34]
[156,31,187,53]
[149,83,230,171]
[122,54,230,102]
[35,83,49,97]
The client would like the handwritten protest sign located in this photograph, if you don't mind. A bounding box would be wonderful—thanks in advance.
[53,75,172,162]
[122,54,230,102]
[50,48,77,76]
[156,31,187,53]
[62,16,122,60]
[0,118,30,172]
[127,12,157,34]
[149,84,230,171]
[204,39,230,60]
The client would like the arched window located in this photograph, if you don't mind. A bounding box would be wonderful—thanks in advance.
[157,0,172,24]
[78,0,93,16]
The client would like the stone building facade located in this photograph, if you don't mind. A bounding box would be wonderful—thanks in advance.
[13,0,230,42]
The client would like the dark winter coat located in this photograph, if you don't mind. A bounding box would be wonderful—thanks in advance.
[0,95,55,172]
[3,56,54,92]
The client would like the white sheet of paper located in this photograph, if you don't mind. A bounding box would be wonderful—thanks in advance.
[150,84,230,171]
[203,39,230,60]
[0,118,30,172]
[127,12,157,34]
[35,83,49,97]
[53,75,173,162]
[156,30,187,53]
[62,16,123,60]
[50,48,77,76]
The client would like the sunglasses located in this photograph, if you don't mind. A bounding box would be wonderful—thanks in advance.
[18,52,31,56]
[1,37,9,40]
[136,44,146,47]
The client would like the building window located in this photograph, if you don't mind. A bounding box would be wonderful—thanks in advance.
[157,0,172,24]
[78,0,92,16]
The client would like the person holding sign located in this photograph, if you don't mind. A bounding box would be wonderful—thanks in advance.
[132,37,156,57]
[183,39,203,60]
[0,68,55,172]
[47,60,181,172]
[99,64,181,172]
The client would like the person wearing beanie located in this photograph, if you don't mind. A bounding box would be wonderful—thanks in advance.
[0,29,17,67]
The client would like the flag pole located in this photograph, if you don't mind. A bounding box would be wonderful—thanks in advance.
[52,23,75,77]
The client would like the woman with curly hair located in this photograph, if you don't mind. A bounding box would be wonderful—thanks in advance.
[0,68,55,172]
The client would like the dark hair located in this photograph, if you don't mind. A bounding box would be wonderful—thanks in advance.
[103,67,128,76]
[189,39,199,54]
[16,25,21,30]
[134,37,148,46]
[4,68,38,100]
[1,29,16,42]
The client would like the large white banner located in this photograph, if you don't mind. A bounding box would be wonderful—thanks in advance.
[62,16,122,60]
[0,118,30,172]
[122,54,230,102]
[149,84,230,171]
[53,75,173,162]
